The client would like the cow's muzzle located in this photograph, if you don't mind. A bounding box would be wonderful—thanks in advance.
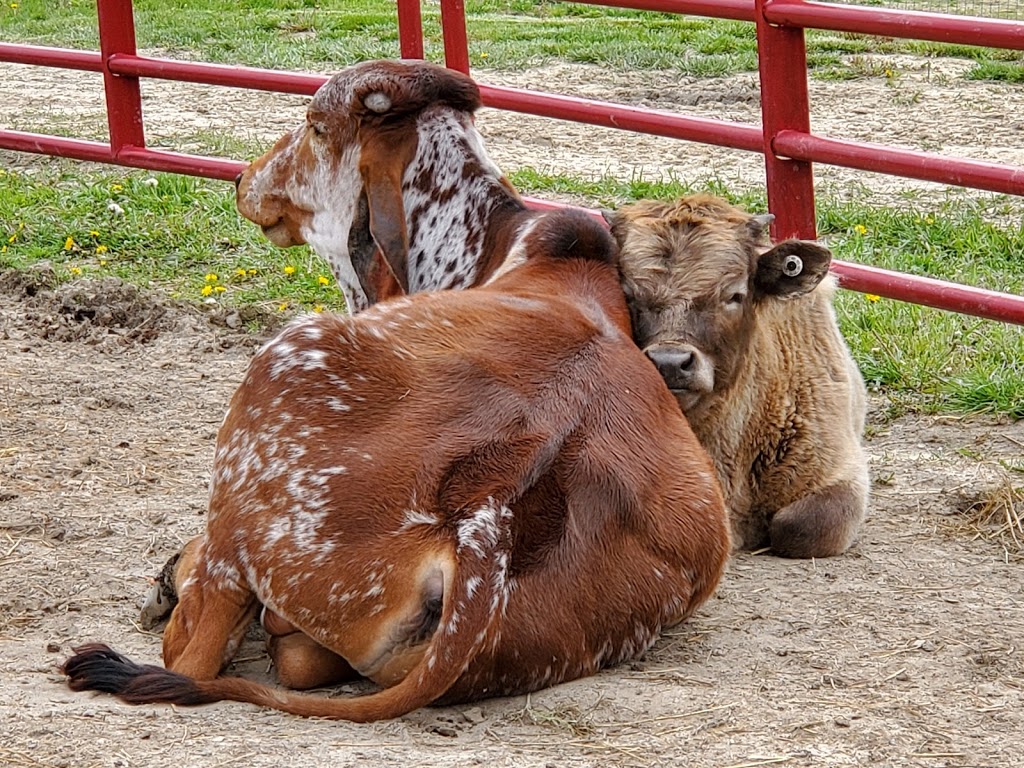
[644,343,714,410]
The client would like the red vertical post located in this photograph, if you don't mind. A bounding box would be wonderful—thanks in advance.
[755,0,816,240]
[96,0,145,155]
[440,0,471,74]
[396,0,425,59]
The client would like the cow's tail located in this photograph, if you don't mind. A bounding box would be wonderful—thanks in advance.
[63,502,512,722]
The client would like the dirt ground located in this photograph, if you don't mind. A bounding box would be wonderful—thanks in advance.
[1,56,1024,768]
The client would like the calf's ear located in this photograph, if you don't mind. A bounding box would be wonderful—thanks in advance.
[601,209,630,248]
[753,240,832,299]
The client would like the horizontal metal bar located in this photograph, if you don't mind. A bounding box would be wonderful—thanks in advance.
[480,83,763,152]
[107,53,327,95]
[569,0,755,22]
[0,130,244,179]
[763,0,1024,50]
[0,130,115,163]
[774,131,1024,196]
[1,133,1019,324]
[0,42,103,71]
[830,260,1024,325]
[116,146,245,179]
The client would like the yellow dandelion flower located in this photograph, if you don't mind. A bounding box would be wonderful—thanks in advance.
[111,184,123,192]
[95,244,108,254]
[7,234,15,243]
[214,285,226,293]
[278,302,289,311]
[317,275,330,286]
[865,294,881,303]
[69,266,82,276]
[313,304,324,313]
[479,52,489,60]
[64,236,75,250]
[99,259,108,267]
[11,3,20,9]
[201,285,214,297]
[236,268,248,277]
[1,245,7,254]
[853,224,867,236]
[89,230,100,237]
[283,265,296,275]
[248,268,258,275]
[205,272,219,283]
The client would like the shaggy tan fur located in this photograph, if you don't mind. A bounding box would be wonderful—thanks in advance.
[608,194,869,558]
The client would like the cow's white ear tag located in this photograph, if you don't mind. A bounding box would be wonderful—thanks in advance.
[782,254,803,277]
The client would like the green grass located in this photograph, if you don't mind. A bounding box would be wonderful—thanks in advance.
[2,1,1023,416]
[3,163,1021,416]
[1,0,1021,80]
[0,164,346,315]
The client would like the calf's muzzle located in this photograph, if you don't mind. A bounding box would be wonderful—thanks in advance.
[644,344,714,408]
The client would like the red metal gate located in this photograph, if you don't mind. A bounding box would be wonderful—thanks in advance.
[2,0,1023,323]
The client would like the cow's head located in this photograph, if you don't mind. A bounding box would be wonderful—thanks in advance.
[235,59,481,311]
[606,194,832,412]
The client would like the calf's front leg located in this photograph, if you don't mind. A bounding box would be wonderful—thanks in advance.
[769,479,867,558]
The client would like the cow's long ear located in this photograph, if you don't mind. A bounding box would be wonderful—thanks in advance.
[357,124,417,295]
[753,240,832,299]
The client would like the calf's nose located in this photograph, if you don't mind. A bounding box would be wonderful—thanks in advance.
[648,347,694,377]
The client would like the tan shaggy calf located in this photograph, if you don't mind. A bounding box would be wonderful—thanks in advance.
[607,194,869,558]
[63,209,731,721]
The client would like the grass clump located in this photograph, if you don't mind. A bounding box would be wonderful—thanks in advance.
[4,162,1021,417]
[0,163,345,315]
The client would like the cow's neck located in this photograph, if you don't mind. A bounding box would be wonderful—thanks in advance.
[401,113,530,294]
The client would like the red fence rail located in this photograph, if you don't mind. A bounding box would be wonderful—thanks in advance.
[1,0,1023,324]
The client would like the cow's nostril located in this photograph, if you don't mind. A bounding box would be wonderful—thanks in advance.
[647,347,701,389]
[233,172,243,190]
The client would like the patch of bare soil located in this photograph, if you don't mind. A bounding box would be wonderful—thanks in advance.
[1,57,1023,768]
[1,273,1022,768]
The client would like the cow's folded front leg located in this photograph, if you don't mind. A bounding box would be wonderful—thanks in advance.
[262,608,359,690]
[769,479,867,558]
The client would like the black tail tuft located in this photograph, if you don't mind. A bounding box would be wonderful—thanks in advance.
[63,643,214,706]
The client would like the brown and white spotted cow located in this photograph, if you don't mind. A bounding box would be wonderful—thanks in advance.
[139,59,593,633]
[63,209,731,721]
[234,58,536,313]
[606,194,869,559]
[140,59,537,634]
